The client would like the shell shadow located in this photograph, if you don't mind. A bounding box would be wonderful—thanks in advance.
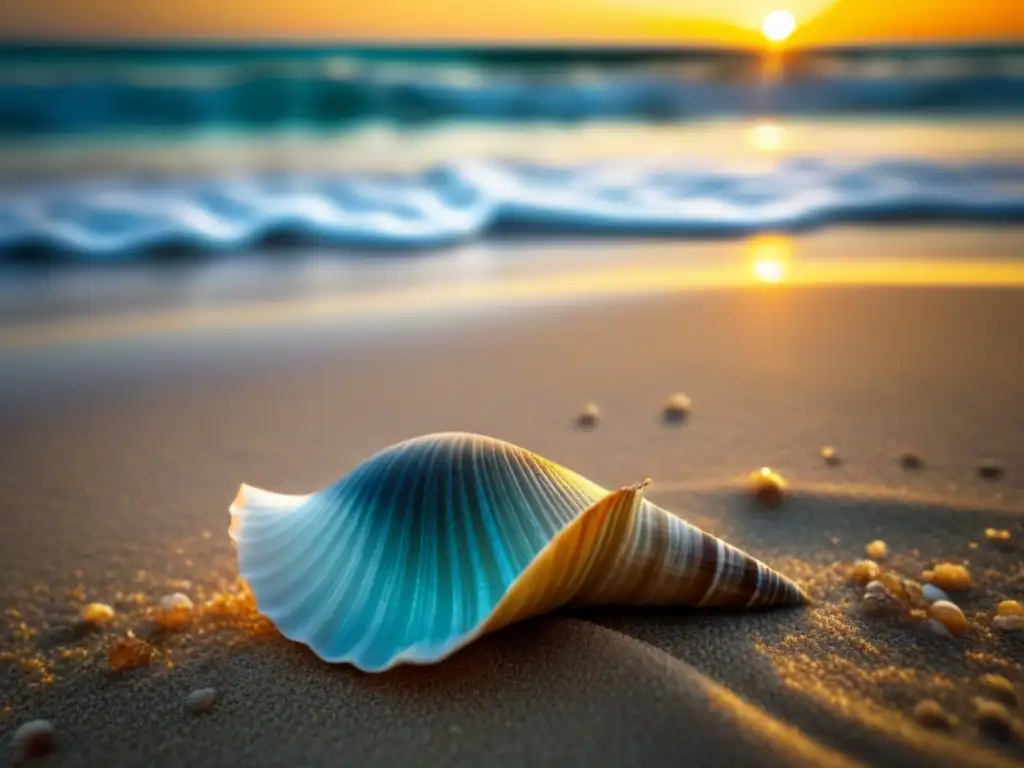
[660,410,689,426]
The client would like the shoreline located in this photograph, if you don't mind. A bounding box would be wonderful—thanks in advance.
[4,226,1024,353]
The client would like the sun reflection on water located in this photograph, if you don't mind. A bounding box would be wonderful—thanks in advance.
[749,233,794,283]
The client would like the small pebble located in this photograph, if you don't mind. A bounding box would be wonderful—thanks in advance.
[863,591,902,616]
[576,403,600,429]
[925,618,954,639]
[154,593,194,631]
[108,636,153,671]
[79,602,115,625]
[973,698,1018,741]
[997,600,1024,617]
[985,528,1012,543]
[821,446,840,466]
[850,560,882,585]
[880,572,909,601]
[900,451,924,470]
[994,615,1024,631]
[922,563,973,591]
[927,600,969,636]
[864,579,887,595]
[11,720,55,763]
[662,393,691,423]
[922,584,950,604]
[913,699,955,731]
[978,674,1018,709]
[865,540,889,561]
[185,687,218,714]
[748,467,785,508]
[978,462,1004,481]
[902,579,927,608]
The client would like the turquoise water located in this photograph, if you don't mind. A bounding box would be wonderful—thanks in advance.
[2,43,1023,137]
[0,43,1022,259]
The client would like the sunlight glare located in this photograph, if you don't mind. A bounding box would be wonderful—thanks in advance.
[748,121,787,152]
[749,234,794,284]
[762,9,796,43]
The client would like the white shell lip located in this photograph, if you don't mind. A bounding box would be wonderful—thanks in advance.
[228,433,809,673]
[229,483,309,541]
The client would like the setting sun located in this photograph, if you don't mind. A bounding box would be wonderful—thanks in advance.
[761,9,797,43]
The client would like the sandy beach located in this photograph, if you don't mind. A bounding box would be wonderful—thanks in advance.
[1,228,1023,767]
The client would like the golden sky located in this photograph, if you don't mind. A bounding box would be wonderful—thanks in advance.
[2,0,1022,46]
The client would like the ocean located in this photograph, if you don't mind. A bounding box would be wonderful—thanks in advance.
[0,43,1022,260]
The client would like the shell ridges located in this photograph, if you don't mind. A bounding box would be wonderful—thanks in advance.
[229,432,807,672]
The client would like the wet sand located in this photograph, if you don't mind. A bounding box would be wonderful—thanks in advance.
[1,230,1023,767]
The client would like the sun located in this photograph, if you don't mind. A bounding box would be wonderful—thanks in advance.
[761,9,797,44]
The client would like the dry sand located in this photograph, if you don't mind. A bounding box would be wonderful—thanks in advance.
[1,231,1023,767]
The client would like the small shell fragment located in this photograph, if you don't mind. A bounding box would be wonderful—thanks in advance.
[154,593,194,631]
[79,602,115,625]
[913,700,954,731]
[865,540,889,561]
[921,563,973,591]
[11,720,55,763]
[185,687,218,714]
[922,584,950,604]
[748,467,786,508]
[850,560,882,585]
[994,615,1024,631]
[927,600,968,636]
[575,403,600,429]
[821,446,840,466]
[662,393,691,423]
[978,675,1018,709]
[108,636,153,671]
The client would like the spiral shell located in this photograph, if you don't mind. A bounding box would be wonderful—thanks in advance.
[229,432,807,672]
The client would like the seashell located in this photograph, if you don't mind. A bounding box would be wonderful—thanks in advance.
[229,432,808,672]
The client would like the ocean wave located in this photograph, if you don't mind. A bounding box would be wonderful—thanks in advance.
[2,47,1023,136]
[2,158,1023,259]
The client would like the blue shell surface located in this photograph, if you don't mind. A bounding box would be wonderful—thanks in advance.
[230,432,806,671]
